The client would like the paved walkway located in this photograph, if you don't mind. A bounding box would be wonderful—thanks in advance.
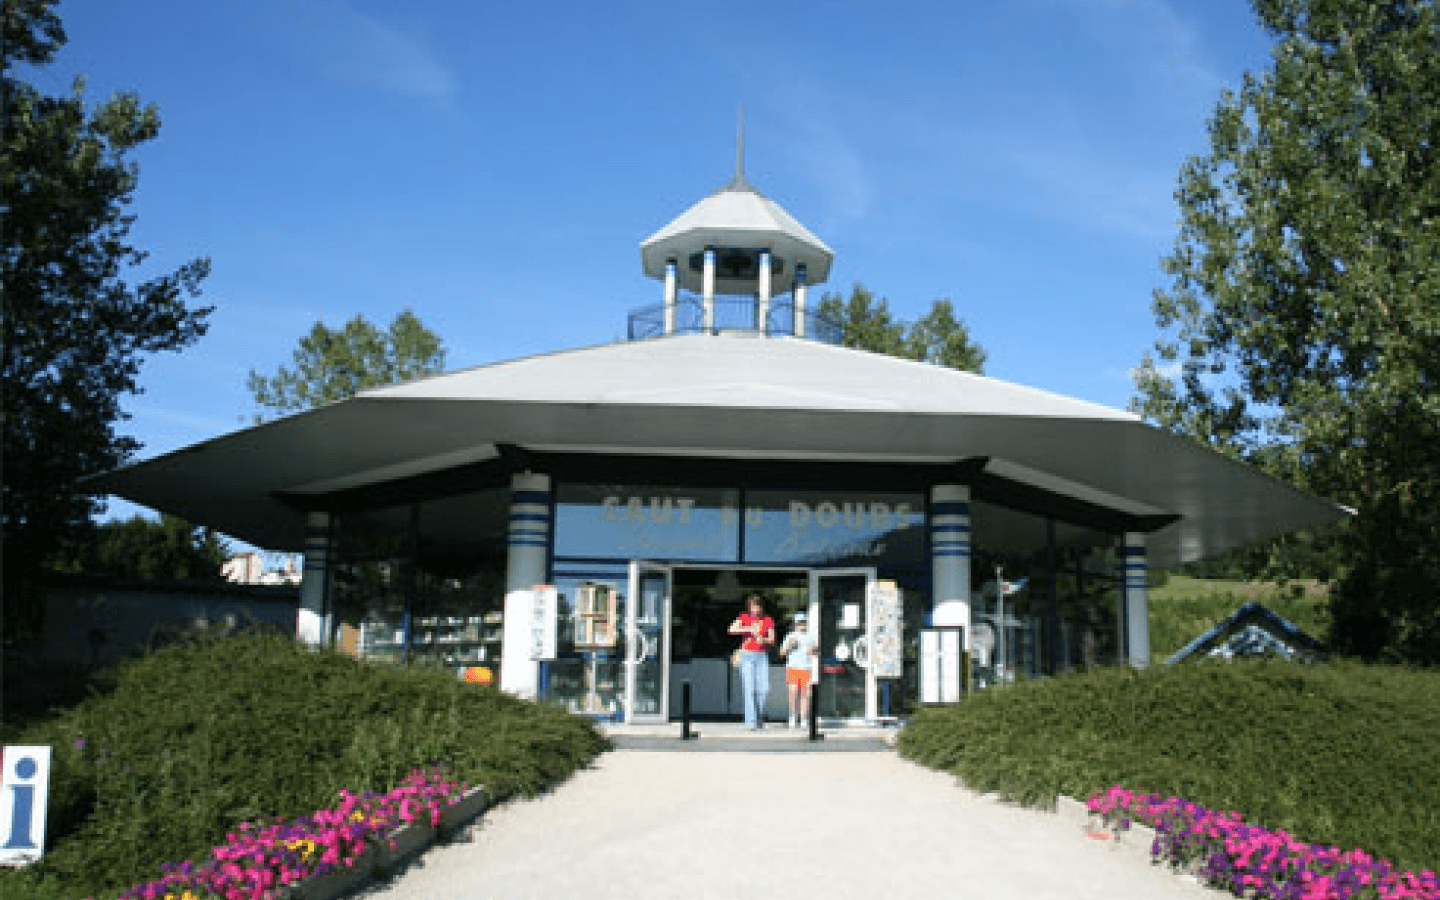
[365,742,1219,900]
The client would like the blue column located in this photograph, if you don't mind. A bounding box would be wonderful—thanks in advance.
[1121,532,1150,668]
[297,511,332,647]
[501,473,552,697]
[930,485,972,637]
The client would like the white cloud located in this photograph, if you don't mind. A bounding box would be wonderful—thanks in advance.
[278,0,458,105]
[1055,0,1225,96]
[1010,145,1180,243]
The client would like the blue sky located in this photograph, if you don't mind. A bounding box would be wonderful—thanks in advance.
[37,0,1275,530]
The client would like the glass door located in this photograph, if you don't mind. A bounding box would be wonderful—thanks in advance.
[625,561,672,723]
[809,568,877,722]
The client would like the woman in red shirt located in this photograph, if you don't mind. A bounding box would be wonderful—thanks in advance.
[729,594,775,729]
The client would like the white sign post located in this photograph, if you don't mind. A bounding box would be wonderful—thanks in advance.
[1,745,52,865]
[919,628,963,704]
[500,586,558,699]
[530,584,558,661]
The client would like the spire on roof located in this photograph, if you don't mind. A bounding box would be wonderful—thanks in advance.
[725,104,754,192]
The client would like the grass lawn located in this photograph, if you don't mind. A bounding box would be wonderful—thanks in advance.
[1148,574,1331,661]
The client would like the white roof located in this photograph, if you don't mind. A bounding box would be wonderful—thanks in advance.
[92,334,1345,565]
[369,333,1128,418]
[640,178,834,291]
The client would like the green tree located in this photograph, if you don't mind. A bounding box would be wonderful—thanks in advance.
[247,310,446,418]
[53,515,229,583]
[819,285,987,373]
[1132,0,1440,663]
[2,0,212,636]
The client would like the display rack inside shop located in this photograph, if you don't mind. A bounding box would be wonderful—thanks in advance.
[358,611,503,670]
[573,582,620,716]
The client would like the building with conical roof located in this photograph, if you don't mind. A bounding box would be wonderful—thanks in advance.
[93,154,1345,725]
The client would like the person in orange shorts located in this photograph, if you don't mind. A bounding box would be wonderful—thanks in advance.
[779,612,819,728]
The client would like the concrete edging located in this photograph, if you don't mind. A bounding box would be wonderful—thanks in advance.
[1058,794,1208,888]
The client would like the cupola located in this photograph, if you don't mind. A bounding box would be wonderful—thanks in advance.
[636,126,835,340]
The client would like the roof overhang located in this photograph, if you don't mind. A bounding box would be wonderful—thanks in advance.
[90,335,1347,567]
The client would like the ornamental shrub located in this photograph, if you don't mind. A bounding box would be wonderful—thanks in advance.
[0,633,606,900]
[896,659,1439,873]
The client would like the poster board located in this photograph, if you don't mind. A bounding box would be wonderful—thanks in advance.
[500,586,557,697]
[920,626,965,704]
[866,579,904,678]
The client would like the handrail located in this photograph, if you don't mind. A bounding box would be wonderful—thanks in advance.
[626,291,843,345]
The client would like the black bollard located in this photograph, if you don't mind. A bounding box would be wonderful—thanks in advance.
[808,681,823,741]
[681,680,695,740]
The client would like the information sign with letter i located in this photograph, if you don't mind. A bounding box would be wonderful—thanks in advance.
[1,745,52,865]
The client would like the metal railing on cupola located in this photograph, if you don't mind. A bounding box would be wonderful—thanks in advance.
[626,290,843,344]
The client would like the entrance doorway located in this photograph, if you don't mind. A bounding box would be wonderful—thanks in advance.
[621,563,879,724]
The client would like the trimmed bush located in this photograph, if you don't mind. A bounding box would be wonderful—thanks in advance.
[0,633,606,900]
[897,659,1439,873]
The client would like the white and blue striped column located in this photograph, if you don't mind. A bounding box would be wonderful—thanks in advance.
[757,249,772,334]
[1121,532,1150,668]
[297,511,332,647]
[793,263,809,337]
[505,473,551,592]
[501,473,552,698]
[702,247,717,332]
[663,258,678,335]
[930,485,972,639]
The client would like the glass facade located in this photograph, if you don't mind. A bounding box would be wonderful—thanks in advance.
[330,489,507,678]
[325,475,1128,720]
[741,490,924,565]
[554,484,740,562]
[970,501,1121,686]
[544,483,929,720]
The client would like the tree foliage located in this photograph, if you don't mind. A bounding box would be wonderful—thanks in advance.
[52,515,229,583]
[818,285,987,373]
[246,310,446,418]
[2,0,212,634]
[1132,0,1440,663]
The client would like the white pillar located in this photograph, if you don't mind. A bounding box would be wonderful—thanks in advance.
[930,485,972,643]
[663,258,677,335]
[702,247,716,332]
[793,263,808,337]
[502,472,551,698]
[757,249,772,335]
[297,511,331,647]
[1122,532,1150,668]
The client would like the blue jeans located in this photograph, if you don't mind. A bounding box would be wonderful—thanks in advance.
[739,651,770,727]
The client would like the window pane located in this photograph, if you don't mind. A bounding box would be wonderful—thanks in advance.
[554,484,740,562]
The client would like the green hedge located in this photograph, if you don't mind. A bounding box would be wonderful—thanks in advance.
[897,659,1439,872]
[1,634,608,900]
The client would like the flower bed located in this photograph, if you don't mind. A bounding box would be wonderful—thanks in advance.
[99,765,473,900]
[1087,786,1439,900]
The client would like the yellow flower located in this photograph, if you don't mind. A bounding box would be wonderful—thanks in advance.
[285,838,318,859]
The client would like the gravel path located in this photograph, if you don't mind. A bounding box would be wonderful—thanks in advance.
[363,749,1219,900]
